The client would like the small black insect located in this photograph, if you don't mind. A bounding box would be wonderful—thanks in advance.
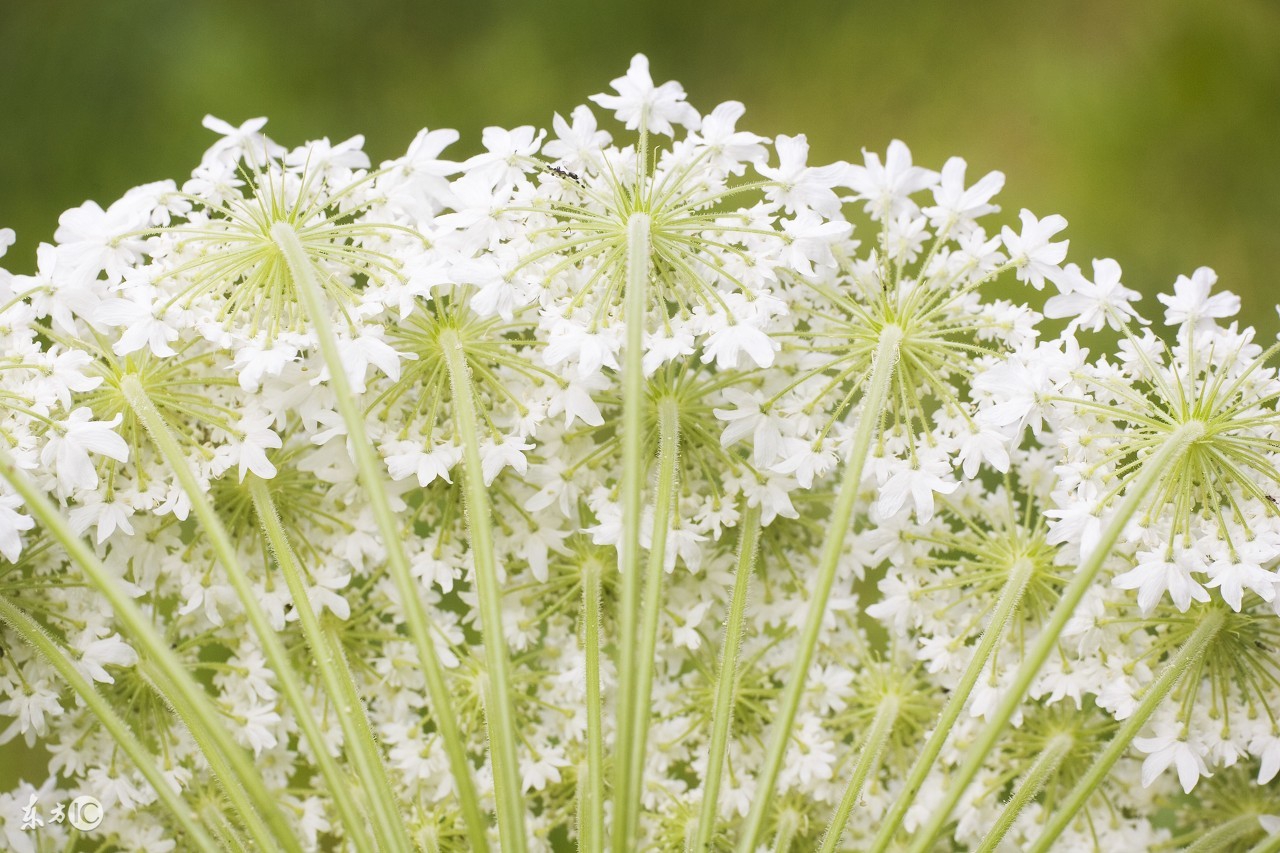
[547,165,583,186]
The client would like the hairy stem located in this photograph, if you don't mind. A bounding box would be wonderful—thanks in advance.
[623,395,681,843]
[613,211,652,851]
[122,375,376,853]
[906,420,1207,851]
[580,559,606,852]
[869,556,1037,850]
[0,595,220,852]
[0,446,294,852]
[1183,814,1268,853]
[249,478,411,852]
[737,325,902,852]
[974,733,1072,853]
[818,695,899,853]
[1028,607,1227,852]
[274,220,490,849]
[693,502,763,851]
[440,327,529,853]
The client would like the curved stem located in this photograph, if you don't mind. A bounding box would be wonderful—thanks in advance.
[1183,814,1267,853]
[693,503,763,851]
[440,328,528,853]
[974,733,1072,853]
[0,446,293,852]
[579,558,606,852]
[905,420,1207,853]
[613,211,651,851]
[0,595,220,852]
[122,375,376,853]
[274,221,489,850]
[249,478,411,852]
[623,395,681,843]
[818,696,899,853]
[869,556,1037,850]
[1028,607,1227,852]
[737,326,902,852]
[1247,827,1280,853]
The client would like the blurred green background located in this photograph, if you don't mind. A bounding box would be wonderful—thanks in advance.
[0,0,1278,807]
[2,0,1278,335]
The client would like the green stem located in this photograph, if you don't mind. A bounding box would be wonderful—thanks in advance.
[580,559,606,852]
[613,211,651,852]
[905,420,1207,853]
[0,596,220,852]
[122,375,376,853]
[440,328,528,853]
[818,696,899,853]
[273,221,489,850]
[623,395,681,843]
[1028,607,1227,852]
[869,556,1037,850]
[1182,814,1267,853]
[0,446,293,853]
[693,503,763,851]
[249,478,411,852]
[737,326,902,853]
[772,811,800,853]
[974,733,1072,853]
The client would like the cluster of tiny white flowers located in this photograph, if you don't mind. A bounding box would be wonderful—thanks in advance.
[1,55,1278,852]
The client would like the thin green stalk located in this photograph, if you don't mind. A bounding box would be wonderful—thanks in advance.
[580,559,605,852]
[869,556,1036,850]
[0,596,221,852]
[622,394,680,844]
[1183,814,1268,853]
[121,375,377,853]
[974,733,1072,853]
[0,446,293,853]
[613,211,652,852]
[905,420,1207,853]
[737,326,903,853]
[693,503,763,851]
[273,220,489,850]
[1028,607,1227,852]
[249,478,411,852]
[440,328,528,853]
[772,811,800,853]
[818,696,899,853]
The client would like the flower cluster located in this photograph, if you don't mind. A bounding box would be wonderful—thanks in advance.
[1,55,1278,853]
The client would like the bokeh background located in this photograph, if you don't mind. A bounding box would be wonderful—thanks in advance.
[0,0,1278,800]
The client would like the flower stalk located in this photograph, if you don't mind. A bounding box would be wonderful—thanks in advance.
[579,558,606,852]
[1028,606,1228,852]
[818,694,899,853]
[121,374,377,853]
[613,210,653,850]
[249,477,412,852]
[0,445,296,853]
[975,732,1073,853]
[870,555,1038,850]
[0,595,221,852]
[440,327,529,853]
[737,325,903,852]
[693,502,763,851]
[272,220,490,850]
[906,419,1208,852]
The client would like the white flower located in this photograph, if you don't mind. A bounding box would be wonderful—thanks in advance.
[232,415,282,482]
[1044,258,1143,332]
[1001,208,1069,289]
[315,330,403,394]
[1156,267,1238,328]
[1113,551,1209,613]
[521,746,569,793]
[236,704,283,756]
[481,436,533,485]
[1204,536,1280,611]
[1134,734,1211,793]
[77,634,139,684]
[672,600,715,650]
[922,156,1004,232]
[843,139,939,221]
[688,101,768,175]
[758,134,847,218]
[385,442,462,487]
[701,320,778,370]
[876,452,959,524]
[41,409,129,494]
[0,493,34,562]
[542,105,611,171]
[588,54,700,137]
[201,114,285,167]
